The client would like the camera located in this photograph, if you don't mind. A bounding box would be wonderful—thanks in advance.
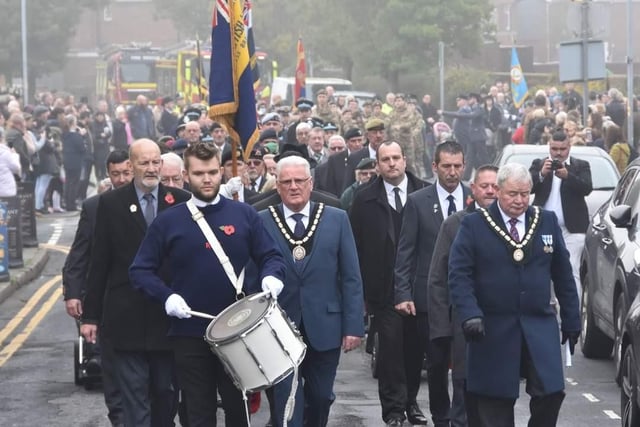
[551,159,563,170]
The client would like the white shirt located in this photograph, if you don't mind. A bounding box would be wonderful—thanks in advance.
[543,157,570,228]
[497,203,526,241]
[191,194,221,207]
[283,202,311,232]
[435,182,464,220]
[368,145,377,159]
[383,175,408,209]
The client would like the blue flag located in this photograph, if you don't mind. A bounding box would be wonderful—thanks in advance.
[209,0,259,158]
[510,47,529,109]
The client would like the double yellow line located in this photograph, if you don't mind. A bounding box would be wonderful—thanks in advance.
[0,244,70,368]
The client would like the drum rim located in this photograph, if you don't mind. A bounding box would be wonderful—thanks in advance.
[205,294,274,343]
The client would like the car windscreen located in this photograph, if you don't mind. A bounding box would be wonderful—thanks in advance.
[504,153,619,190]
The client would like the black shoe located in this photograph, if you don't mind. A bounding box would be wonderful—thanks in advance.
[406,403,428,425]
[386,418,404,427]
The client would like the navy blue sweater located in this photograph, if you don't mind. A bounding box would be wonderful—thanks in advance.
[129,197,286,337]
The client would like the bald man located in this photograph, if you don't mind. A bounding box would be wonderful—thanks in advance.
[81,139,191,427]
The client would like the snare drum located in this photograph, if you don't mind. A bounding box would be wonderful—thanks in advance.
[204,293,306,393]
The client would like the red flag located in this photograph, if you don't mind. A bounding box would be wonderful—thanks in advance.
[294,38,306,102]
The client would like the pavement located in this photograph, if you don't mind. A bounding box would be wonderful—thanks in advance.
[0,245,51,305]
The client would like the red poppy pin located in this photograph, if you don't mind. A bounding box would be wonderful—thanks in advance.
[219,225,235,236]
[465,195,474,207]
[164,192,175,204]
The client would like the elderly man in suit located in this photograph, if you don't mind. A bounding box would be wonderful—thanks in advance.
[62,150,132,427]
[427,164,499,427]
[394,140,470,427]
[529,130,592,300]
[449,162,580,427]
[349,141,428,426]
[80,139,191,427]
[260,155,365,427]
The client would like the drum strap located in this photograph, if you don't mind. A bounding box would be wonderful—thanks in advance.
[186,199,246,297]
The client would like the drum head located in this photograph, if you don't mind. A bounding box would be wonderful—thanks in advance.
[207,294,271,342]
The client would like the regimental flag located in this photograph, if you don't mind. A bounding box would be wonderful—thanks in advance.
[510,47,529,109]
[243,0,260,91]
[294,38,306,101]
[209,0,259,158]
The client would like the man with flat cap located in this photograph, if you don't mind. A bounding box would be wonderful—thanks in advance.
[343,118,386,191]
[287,97,316,144]
[209,122,230,152]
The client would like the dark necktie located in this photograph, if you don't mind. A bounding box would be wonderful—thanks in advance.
[446,194,456,217]
[393,187,403,213]
[143,193,155,227]
[251,180,257,192]
[508,217,520,242]
[291,213,305,239]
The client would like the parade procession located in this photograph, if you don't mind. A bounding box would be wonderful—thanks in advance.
[3,0,640,426]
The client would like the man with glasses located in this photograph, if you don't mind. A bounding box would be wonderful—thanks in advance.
[160,152,186,190]
[260,155,364,426]
[246,146,276,194]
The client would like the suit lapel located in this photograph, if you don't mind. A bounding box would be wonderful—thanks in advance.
[373,180,395,245]
[124,183,148,233]
[425,185,445,228]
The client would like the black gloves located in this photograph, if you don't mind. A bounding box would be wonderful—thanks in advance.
[462,317,485,342]
[562,331,580,355]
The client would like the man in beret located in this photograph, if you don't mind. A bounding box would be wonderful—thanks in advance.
[259,128,281,153]
[286,97,315,144]
[246,146,275,194]
[342,118,386,191]
[388,93,428,179]
[323,122,339,144]
[340,157,376,210]
[313,126,363,197]
[313,89,340,129]
[221,147,256,203]
[261,112,285,140]
[209,122,229,152]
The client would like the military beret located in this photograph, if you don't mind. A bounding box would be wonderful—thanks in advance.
[356,158,376,170]
[261,112,281,125]
[275,143,311,163]
[259,128,279,142]
[456,94,469,101]
[221,147,244,164]
[365,118,385,131]
[209,122,222,131]
[344,127,363,140]
[248,146,268,160]
[33,106,49,117]
[295,97,314,110]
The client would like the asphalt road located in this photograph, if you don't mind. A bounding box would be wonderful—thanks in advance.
[0,213,626,426]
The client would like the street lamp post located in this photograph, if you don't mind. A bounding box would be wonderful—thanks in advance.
[580,0,590,123]
[21,0,28,104]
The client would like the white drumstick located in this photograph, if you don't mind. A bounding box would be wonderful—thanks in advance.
[565,343,572,367]
[187,310,216,320]
[249,291,271,301]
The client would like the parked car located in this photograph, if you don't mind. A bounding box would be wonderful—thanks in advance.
[619,290,640,426]
[493,144,620,217]
[581,159,640,380]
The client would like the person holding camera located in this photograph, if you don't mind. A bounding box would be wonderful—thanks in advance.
[529,130,593,301]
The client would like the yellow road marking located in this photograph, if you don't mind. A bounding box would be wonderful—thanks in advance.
[41,243,70,254]
[0,275,61,346]
[0,286,62,367]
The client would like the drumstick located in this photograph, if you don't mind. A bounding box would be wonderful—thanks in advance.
[565,343,572,367]
[187,310,216,320]
[249,291,271,301]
